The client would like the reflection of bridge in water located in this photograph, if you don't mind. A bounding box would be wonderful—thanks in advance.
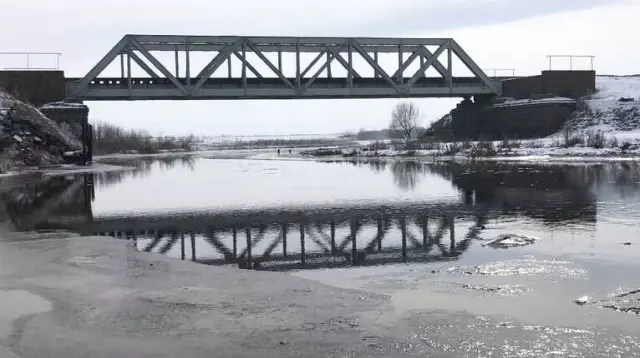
[88,202,485,270]
[2,160,632,271]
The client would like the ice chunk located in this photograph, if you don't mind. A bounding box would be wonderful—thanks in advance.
[574,295,590,305]
[481,234,540,248]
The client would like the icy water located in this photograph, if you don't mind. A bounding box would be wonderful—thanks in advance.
[1,155,640,356]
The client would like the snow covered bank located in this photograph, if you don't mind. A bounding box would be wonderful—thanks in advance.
[567,75,640,134]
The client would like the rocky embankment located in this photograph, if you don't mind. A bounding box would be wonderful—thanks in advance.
[0,92,81,173]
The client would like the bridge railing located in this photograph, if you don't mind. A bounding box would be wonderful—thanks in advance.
[547,55,595,71]
[483,68,516,78]
[0,52,62,71]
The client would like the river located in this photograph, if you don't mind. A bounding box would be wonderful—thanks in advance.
[1,154,639,356]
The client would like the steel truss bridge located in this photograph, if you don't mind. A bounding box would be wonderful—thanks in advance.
[66,35,501,101]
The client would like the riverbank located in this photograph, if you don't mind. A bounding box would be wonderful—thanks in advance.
[1,233,638,357]
[0,235,387,357]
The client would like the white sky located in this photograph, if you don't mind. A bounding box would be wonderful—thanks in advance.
[2,0,639,136]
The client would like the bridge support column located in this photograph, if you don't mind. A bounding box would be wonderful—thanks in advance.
[40,102,92,164]
[299,223,306,266]
[473,94,495,106]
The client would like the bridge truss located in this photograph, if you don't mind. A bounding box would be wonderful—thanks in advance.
[67,35,501,101]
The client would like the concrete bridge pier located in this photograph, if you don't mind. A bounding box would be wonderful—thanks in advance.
[40,102,93,164]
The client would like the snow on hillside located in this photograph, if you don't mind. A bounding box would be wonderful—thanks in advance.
[567,75,640,133]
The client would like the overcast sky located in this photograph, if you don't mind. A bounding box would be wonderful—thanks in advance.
[2,0,639,136]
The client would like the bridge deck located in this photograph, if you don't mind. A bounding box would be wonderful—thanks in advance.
[66,76,500,100]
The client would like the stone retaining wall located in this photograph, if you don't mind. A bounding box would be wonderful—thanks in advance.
[451,100,577,140]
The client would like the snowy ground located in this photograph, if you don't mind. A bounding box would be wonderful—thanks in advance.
[494,96,576,108]
[567,75,640,133]
[349,76,640,160]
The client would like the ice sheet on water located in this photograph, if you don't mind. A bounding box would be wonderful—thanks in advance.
[575,288,640,315]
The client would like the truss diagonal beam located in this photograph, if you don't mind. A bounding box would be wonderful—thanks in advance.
[392,51,420,79]
[364,221,391,252]
[302,45,344,91]
[327,46,361,78]
[450,40,497,93]
[351,41,400,92]
[127,51,160,78]
[300,51,326,79]
[129,37,189,95]
[404,44,447,89]
[71,36,130,96]
[306,230,332,254]
[233,51,263,78]
[261,232,285,258]
[159,235,179,254]
[238,227,267,258]
[204,233,235,259]
[422,46,449,77]
[193,41,241,92]
[245,39,296,92]
[143,236,162,252]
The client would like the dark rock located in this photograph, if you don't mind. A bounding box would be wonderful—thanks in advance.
[0,95,83,173]
[619,97,635,102]
[10,101,81,151]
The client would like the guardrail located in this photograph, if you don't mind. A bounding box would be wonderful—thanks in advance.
[0,52,62,70]
[483,68,516,77]
[547,55,594,71]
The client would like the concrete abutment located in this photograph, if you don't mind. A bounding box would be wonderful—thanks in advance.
[445,70,596,140]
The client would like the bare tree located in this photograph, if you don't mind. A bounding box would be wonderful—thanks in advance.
[390,101,420,145]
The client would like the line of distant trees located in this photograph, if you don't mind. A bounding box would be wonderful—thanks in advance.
[92,122,197,155]
[349,127,428,141]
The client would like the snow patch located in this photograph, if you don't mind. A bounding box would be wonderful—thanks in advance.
[568,75,640,133]
[41,101,88,110]
[494,97,575,108]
